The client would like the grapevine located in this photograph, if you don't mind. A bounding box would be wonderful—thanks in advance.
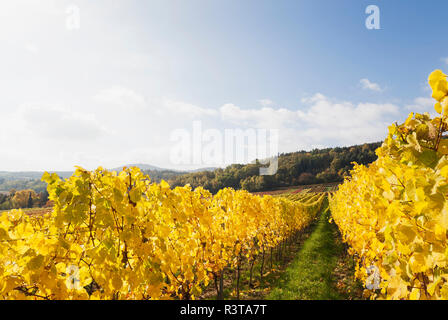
[0,166,324,300]
[330,70,448,299]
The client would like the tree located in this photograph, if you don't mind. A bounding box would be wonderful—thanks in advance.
[165,141,382,193]
[9,189,16,197]
[27,191,33,208]
[241,177,256,192]
[298,172,315,185]
[12,190,37,209]
[38,191,49,207]
[316,170,339,183]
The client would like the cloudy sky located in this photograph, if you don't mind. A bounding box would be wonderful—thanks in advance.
[0,0,447,171]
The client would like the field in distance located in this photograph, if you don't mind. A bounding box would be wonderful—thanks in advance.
[252,182,340,196]
[0,207,52,216]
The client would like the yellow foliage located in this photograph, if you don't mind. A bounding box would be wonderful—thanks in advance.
[0,167,324,300]
[330,69,448,300]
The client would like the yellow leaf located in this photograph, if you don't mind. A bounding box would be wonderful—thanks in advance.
[160,180,170,189]
[429,70,447,88]
[0,228,10,240]
[440,166,448,178]
[409,288,420,300]
[111,275,123,290]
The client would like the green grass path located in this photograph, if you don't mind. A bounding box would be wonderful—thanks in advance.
[268,207,358,300]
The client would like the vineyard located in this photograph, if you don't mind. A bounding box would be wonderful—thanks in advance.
[1,70,448,300]
[0,207,52,216]
[0,167,325,300]
[252,182,340,197]
[330,69,448,300]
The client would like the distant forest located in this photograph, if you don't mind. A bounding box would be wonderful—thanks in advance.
[0,178,48,194]
[0,141,382,209]
[162,142,382,193]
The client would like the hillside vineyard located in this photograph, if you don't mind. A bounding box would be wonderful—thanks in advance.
[0,166,324,299]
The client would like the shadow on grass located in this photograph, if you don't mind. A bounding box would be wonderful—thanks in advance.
[199,200,363,300]
[199,217,320,300]
[267,208,363,300]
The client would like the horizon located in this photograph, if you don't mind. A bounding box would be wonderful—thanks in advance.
[0,140,382,173]
[1,0,446,171]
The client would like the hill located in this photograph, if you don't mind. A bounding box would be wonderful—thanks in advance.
[0,142,380,194]
[110,163,166,172]
[0,164,216,193]
[166,142,382,193]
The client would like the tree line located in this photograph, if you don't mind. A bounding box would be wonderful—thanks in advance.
[0,142,381,209]
[161,142,381,193]
[0,189,49,211]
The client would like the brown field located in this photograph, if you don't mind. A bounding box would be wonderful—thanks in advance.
[0,207,52,216]
[252,182,340,196]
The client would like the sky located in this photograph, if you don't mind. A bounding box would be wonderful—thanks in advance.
[0,0,447,171]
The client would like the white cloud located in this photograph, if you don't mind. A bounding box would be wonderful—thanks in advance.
[220,104,297,129]
[258,99,273,107]
[0,86,415,171]
[161,99,218,117]
[0,102,109,171]
[20,103,105,141]
[94,86,146,110]
[93,86,218,118]
[24,43,39,54]
[301,93,326,104]
[405,97,433,111]
[360,78,383,92]
[405,96,438,117]
[441,57,448,65]
[219,93,399,154]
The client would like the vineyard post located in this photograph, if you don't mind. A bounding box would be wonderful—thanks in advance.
[249,254,257,288]
[219,271,224,300]
[276,242,280,261]
[260,246,265,283]
[236,252,242,300]
[182,281,191,300]
[213,272,221,300]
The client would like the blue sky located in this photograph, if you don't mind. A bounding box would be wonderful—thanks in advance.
[0,0,447,171]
